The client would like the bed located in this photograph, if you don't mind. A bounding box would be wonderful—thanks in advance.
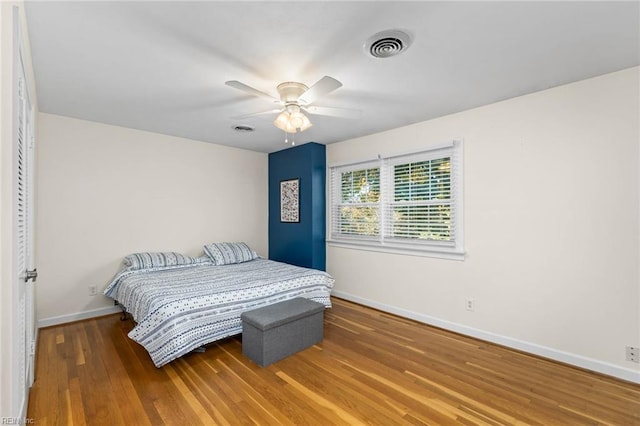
[104,245,334,367]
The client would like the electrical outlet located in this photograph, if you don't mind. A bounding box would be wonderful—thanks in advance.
[88,285,97,296]
[626,346,639,363]
[465,298,475,312]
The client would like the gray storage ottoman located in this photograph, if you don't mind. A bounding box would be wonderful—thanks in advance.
[241,297,324,367]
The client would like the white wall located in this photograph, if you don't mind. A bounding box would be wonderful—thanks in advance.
[36,113,268,324]
[327,67,640,382]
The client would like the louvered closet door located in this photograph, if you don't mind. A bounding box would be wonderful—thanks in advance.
[13,7,36,418]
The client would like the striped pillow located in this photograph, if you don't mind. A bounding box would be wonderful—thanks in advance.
[123,252,210,270]
[203,242,258,265]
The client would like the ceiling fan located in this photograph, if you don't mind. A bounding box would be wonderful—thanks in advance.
[225,76,360,135]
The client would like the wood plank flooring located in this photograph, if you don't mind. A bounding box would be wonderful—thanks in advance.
[28,297,640,425]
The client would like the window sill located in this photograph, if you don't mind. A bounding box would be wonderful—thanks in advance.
[326,240,465,261]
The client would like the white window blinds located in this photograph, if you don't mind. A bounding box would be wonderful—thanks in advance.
[329,141,463,258]
[330,160,381,241]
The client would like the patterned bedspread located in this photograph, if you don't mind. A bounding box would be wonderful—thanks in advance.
[104,258,334,367]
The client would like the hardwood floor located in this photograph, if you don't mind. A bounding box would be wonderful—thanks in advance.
[28,297,639,425]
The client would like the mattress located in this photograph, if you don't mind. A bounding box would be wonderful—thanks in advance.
[104,258,334,367]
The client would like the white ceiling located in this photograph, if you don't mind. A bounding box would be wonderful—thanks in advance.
[24,1,639,153]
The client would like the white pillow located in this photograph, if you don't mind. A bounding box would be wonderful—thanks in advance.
[203,242,258,265]
[123,252,210,270]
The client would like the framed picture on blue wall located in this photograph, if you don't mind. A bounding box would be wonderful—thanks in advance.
[280,178,300,223]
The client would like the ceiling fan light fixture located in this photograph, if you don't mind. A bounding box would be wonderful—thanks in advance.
[273,110,312,133]
[274,111,291,131]
[289,111,304,129]
[274,112,299,133]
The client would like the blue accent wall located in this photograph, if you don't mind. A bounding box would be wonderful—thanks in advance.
[269,142,326,270]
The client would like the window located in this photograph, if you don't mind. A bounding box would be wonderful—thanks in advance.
[328,141,463,259]
[336,163,380,238]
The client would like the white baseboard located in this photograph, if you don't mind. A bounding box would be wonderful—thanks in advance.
[331,290,640,384]
[37,305,121,328]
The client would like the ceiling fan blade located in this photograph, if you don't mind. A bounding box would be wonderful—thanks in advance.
[303,105,361,119]
[298,76,342,105]
[231,108,282,120]
[225,80,279,102]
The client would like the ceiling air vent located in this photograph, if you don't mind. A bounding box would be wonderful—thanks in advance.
[232,124,255,133]
[364,29,412,59]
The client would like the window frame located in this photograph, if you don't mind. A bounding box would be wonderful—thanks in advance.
[327,140,464,261]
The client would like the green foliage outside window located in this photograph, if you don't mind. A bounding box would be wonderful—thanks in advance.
[337,158,451,241]
[392,158,451,241]
[339,168,380,236]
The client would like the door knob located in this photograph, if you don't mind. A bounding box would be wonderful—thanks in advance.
[25,269,37,283]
